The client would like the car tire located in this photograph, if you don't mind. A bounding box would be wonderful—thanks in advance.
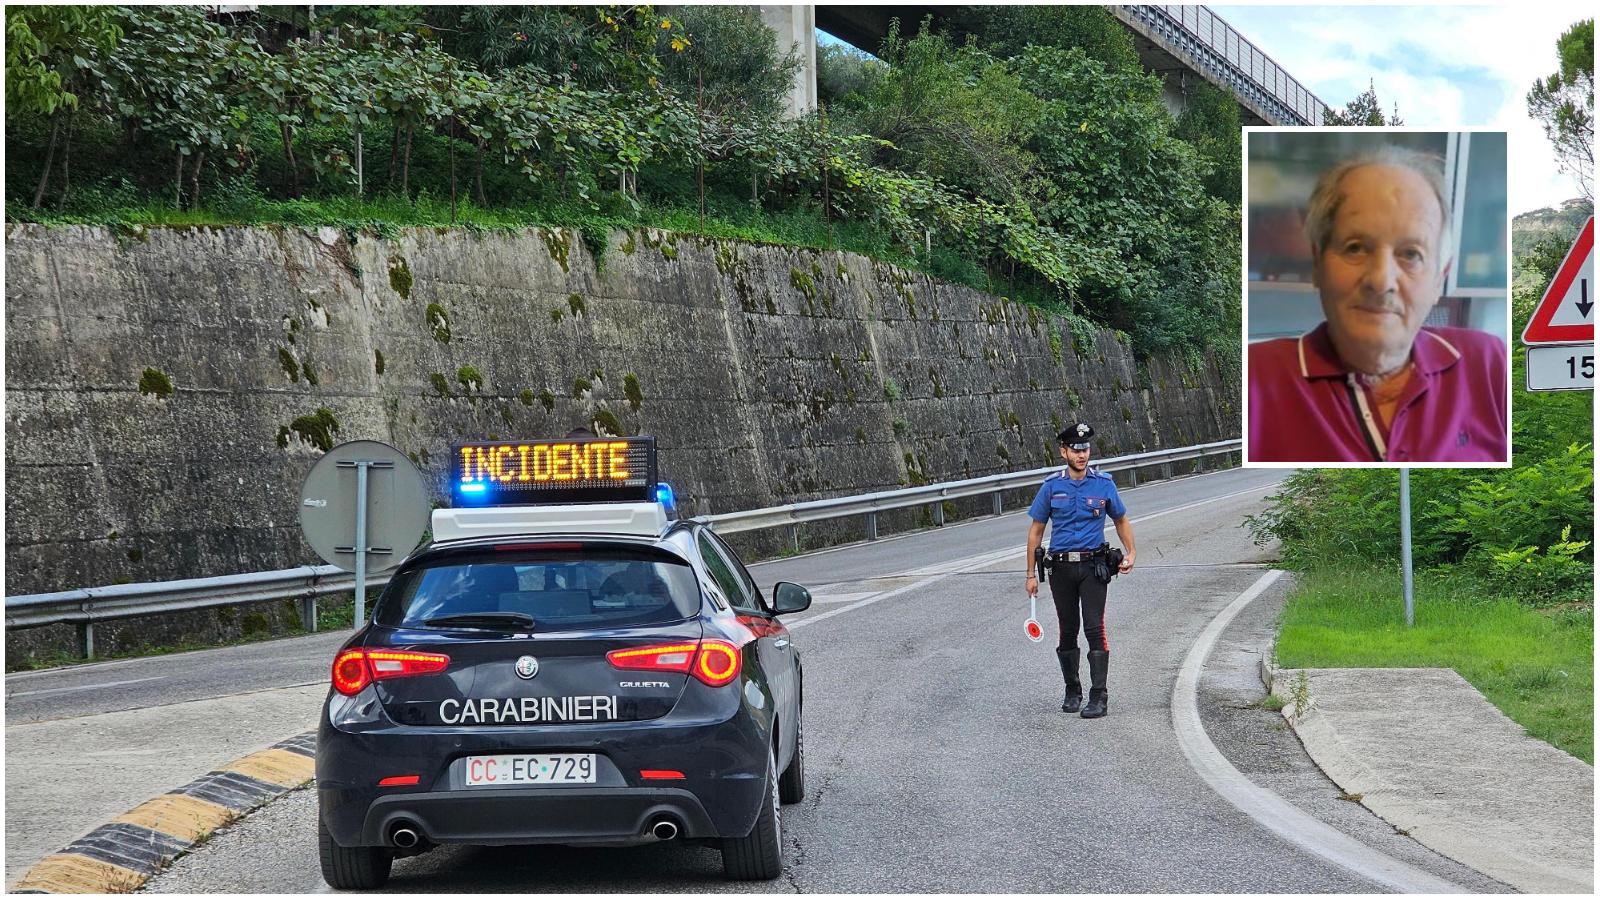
[778,717,805,805]
[721,749,782,880]
[319,812,393,890]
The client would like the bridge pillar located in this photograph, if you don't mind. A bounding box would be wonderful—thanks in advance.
[759,5,817,117]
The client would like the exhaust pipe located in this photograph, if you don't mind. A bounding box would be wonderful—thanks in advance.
[649,818,679,841]
[389,823,421,849]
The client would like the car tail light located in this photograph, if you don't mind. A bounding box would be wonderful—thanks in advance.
[378,775,421,787]
[640,770,685,780]
[331,649,451,696]
[607,640,741,687]
[693,640,740,687]
[333,649,371,695]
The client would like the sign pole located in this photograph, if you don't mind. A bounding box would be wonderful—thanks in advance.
[353,461,370,626]
[1400,467,1414,627]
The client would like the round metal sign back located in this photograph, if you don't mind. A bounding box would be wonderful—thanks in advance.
[298,440,430,574]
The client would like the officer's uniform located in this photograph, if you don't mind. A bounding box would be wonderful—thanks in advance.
[1027,426,1126,718]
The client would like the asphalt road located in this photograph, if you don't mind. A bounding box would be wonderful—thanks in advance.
[13,468,1504,892]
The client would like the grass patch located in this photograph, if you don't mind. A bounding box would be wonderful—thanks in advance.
[1276,566,1593,763]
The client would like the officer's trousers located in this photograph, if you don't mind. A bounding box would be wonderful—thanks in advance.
[1048,560,1109,652]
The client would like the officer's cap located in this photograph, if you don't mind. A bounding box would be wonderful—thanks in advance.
[1058,422,1094,450]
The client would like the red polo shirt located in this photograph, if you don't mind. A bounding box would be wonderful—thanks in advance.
[1248,323,1507,463]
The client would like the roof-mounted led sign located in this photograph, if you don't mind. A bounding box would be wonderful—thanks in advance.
[453,437,656,506]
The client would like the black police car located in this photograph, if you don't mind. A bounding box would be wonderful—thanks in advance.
[316,437,811,888]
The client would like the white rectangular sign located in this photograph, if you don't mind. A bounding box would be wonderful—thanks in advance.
[1526,343,1595,392]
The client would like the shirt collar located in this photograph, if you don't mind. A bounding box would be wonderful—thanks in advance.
[1296,322,1461,379]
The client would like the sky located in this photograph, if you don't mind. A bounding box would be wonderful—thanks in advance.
[1213,3,1591,215]
[817,4,1591,215]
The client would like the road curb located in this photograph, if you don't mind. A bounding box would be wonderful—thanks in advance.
[12,731,316,894]
[1258,654,1593,894]
[1260,655,1392,800]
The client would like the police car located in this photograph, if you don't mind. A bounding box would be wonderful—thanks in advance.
[316,436,811,888]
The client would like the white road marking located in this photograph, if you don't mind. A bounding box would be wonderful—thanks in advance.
[807,592,876,605]
[8,676,163,698]
[1170,569,1465,894]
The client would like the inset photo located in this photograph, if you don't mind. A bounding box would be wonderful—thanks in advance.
[1243,128,1510,467]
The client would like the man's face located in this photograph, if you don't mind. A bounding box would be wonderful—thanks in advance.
[1312,164,1449,373]
[1060,445,1090,472]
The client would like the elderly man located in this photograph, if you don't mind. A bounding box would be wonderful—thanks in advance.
[1248,147,1507,463]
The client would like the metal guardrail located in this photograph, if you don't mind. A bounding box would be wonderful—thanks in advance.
[6,440,1239,658]
[708,440,1242,543]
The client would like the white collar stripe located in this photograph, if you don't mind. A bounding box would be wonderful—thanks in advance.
[1422,329,1462,360]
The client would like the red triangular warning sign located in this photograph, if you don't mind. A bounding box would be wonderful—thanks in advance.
[1522,216,1594,345]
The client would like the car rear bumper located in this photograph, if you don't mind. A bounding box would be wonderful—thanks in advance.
[335,784,721,847]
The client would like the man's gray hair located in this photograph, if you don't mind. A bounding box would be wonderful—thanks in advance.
[1303,146,1455,273]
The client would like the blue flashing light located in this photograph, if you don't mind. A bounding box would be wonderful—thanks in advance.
[655,482,676,510]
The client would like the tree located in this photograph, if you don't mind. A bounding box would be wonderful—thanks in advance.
[6,6,123,206]
[937,5,1141,76]
[1527,18,1593,200]
[1323,80,1404,126]
[99,7,251,209]
[816,42,884,108]
[1175,81,1242,206]
[658,5,797,122]
[855,23,1043,206]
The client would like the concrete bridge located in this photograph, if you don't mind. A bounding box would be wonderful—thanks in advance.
[763,4,1326,126]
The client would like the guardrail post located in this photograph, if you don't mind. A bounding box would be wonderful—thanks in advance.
[932,502,944,526]
[786,525,800,554]
[866,512,878,541]
[299,597,319,632]
[992,492,1003,517]
[1126,468,1140,488]
[78,622,95,660]
[1162,462,1173,481]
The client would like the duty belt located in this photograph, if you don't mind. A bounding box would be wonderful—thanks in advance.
[1045,546,1107,565]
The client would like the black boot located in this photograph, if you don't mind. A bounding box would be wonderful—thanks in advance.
[1081,650,1109,718]
[1055,648,1082,713]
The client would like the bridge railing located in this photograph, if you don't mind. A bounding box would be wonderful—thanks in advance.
[6,439,1240,658]
[1117,5,1327,126]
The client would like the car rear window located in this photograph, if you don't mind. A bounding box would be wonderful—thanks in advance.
[375,548,701,631]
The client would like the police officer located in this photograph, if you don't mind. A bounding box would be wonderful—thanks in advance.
[1024,423,1136,718]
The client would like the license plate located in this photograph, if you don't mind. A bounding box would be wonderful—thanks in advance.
[464,753,596,786]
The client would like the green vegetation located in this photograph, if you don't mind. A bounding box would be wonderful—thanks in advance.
[1276,567,1592,763]
[623,372,643,410]
[136,367,172,398]
[425,302,451,342]
[286,407,340,451]
[387,256,412,298]
[5,5,1244,362]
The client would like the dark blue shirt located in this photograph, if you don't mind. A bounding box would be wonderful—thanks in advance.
[1027,468,1127,552]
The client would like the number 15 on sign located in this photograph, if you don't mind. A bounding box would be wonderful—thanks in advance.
[1526,343,1594,392]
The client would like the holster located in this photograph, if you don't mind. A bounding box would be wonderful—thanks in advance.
[1034,546,1048,582]
[1097,546,1125,584]
[1100,544,1126,586]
